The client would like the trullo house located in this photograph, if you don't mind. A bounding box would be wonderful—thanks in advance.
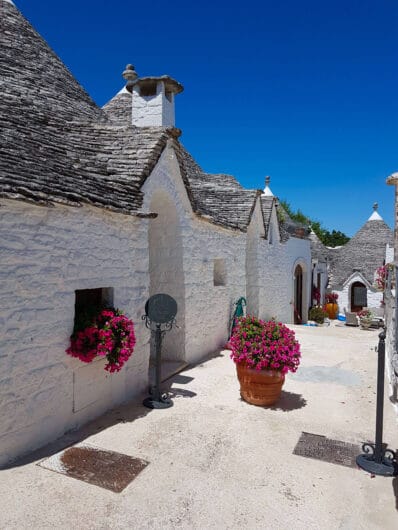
[0,0,311,465]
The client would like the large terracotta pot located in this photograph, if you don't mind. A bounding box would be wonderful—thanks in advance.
[326,303,338,319]
[236,363,285,406]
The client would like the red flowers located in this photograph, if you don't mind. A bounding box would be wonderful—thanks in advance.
[66,308,136,373]
[325,292,338,303]
[230,316,301,375]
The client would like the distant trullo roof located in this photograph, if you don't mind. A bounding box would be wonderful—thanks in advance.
[327,204,393,288]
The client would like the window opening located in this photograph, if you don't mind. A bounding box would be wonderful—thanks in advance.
[213,259,227,286]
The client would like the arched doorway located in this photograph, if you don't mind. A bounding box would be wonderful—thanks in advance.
[350,281,367,312]
[148,190,185,363]
[294,264,303,324]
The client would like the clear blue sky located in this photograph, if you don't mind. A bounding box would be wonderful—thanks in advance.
[15,0,397,236]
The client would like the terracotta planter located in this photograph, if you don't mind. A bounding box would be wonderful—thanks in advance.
[360,318,372,330]
[236,363,285,406]
[326,303,338,319]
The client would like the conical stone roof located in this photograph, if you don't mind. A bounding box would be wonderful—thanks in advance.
[309,229,329,262]
[0,0,104,122]
[328,211,393,288]
[0,0,172,214]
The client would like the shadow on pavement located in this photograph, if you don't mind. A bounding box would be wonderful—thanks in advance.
[0,399,152,471]
[165,387,197,399]
[269,390,307,412]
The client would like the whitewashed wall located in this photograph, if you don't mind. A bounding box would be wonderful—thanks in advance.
[334,273,383,312]
[246,200,265,316]
[142,143,247,364]
[0,200,150,466]
[132,81,175,127]
[259,206,312,323]
[312,262,328,305]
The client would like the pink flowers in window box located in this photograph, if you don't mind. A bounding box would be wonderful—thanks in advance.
[229,316,301,375]
[66,308,136,373]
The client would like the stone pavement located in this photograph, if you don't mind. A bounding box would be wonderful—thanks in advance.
[1,322,397,529]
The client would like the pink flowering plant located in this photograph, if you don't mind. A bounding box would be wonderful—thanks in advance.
[374,264,394,291]
[66,307,136,373]
[230,316,301,374]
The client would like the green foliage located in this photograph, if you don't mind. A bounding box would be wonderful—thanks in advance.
[308,306,328,324]
[279,200,350,248]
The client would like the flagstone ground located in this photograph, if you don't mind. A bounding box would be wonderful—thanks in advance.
[0,322,397,529]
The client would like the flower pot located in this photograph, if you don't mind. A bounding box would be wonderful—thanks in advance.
[326,303,338,319]
[360,318,372,330]
[236,363,285,406]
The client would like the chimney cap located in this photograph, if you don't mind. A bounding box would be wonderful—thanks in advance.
[132,75,184,95]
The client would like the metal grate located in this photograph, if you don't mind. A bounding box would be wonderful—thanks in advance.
[38,444,149,492]
[293,432,361,469]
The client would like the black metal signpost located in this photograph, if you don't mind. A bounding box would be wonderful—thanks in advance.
[142,293,177,410]
[356,329,397,476]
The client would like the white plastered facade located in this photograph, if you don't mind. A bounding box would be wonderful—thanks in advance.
[0,142,312,465]
[0,200,151,465]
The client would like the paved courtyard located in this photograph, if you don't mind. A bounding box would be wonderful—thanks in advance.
[1,322,397,529]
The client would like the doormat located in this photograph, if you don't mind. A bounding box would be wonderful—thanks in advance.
[37,444,149,492]
[293,432,361,469]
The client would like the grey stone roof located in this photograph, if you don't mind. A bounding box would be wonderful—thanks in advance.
[309,230,329,262]
[328,218,393,288]
[275,202,309,242]
[260,196,275,238]
[0,1,171,214]
[174,146,260,231]
[103,91,132,125]
[0,0,275,231]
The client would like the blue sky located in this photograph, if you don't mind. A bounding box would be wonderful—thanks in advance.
[15,0,397,236]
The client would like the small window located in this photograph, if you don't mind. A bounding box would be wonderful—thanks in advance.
[74,288,113,329]
[213,259,227,286]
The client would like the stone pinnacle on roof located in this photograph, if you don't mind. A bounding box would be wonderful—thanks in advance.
[262,176,274,197]
[122,64,138,92]
[368,202,383,221]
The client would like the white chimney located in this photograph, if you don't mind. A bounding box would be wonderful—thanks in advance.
[122,64,183,127]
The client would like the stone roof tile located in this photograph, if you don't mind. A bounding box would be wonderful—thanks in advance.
[0,1,170,214]
[174,145,259,231]
[328,219,393,288]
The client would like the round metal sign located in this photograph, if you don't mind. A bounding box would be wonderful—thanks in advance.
[145,293,178,324]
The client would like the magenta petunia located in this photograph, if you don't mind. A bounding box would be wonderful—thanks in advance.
[66,308,136,372]
[229,316,301,374]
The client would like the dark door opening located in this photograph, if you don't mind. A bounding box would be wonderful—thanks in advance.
[351,281,367,312]
[294,265,303,324]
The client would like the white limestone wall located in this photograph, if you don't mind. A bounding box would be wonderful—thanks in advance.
[147,188,186,362]
[284,237,312,323]
[0,200,150,466]
[162,90,175,127]
[385,290,398,414]
[259,208,312,323]
[312,262,328,305]
[132,81,175,127]
[386,243,394,264]
[184,218,247,361]
[245,201,265,316]
[142,143,247,364]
